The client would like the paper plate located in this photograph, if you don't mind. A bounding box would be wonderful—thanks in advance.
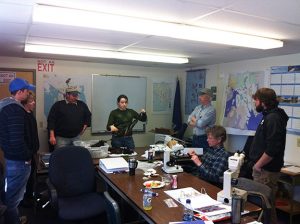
[144,168,157,176]
[147,168,156,174]
[143,180,165,189]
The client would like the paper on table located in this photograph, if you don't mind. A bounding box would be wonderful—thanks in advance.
[99,157,129,173]
[194,204,231,216]
[164,187,222,210]
[164,187,232,220]
[282,166,300,174]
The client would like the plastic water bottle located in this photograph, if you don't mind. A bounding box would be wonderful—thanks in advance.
[182,199,194,221]
[140,188,158,197]
[142,188,153,211]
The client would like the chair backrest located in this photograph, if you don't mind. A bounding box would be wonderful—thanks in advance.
[49,146,95,197]
[235,177,272,224]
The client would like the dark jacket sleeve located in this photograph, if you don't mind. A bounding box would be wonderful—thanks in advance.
[134,110,147,122]
[106,111,114,131]
[47,102,59,131]
[82,102,92,127]
[0,104,31,160]
[264,113,286,158]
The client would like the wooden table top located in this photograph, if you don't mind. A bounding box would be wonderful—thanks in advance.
[97,148,260,224]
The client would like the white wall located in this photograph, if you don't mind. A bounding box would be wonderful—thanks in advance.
[2,54,300,164]
[200,53,300,165]
[0,56,185,152]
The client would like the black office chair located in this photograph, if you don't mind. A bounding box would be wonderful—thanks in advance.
[47,146,121,223]
[234,177,272,224]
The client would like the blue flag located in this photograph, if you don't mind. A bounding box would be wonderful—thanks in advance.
[172,79,182,131]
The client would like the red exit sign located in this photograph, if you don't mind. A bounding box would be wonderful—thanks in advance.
[37,59,55,72]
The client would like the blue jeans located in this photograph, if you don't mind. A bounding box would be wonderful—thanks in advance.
[112,135,135,150]
[192,134,208,153]
[5,159,31,224]
[55,135,80,150]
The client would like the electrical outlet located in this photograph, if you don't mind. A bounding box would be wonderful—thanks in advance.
[297,138,300,147]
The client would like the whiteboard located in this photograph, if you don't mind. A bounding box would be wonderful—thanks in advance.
[91,74,147,133]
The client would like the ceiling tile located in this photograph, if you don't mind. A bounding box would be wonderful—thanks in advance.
[228,0,300,25]
[192,10,300,39]
[0,2,32,23]
[28,24,149,45]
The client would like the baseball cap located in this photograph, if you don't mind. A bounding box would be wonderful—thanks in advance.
[198,88,213,97]
[9,78,36,92]
[66,86,80,94]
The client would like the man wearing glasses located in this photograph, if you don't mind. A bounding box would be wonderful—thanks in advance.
[47,86,91,150]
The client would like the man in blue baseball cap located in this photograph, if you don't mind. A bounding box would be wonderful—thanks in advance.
[0,77,36,224]
[8,77,35,92]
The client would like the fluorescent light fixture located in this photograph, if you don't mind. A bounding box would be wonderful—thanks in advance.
[33,4,283,49]
[24,44,189,64]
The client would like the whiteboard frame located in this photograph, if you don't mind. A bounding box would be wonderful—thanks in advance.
[91,74,147,134]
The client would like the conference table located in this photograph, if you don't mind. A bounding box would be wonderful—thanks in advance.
[96,148,260,224]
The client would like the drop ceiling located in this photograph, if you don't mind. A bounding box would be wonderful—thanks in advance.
[1,0,300,68]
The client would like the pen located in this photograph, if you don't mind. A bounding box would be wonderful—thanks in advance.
[113,171,127,174]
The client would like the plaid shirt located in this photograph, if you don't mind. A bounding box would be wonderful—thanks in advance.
[197,146,230,183]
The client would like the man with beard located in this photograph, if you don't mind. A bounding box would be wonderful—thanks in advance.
[249,87,289,224]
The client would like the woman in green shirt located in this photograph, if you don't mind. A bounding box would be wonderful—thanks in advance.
[107,94,147,150]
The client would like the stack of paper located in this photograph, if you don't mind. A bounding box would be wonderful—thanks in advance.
[99,157,129,173]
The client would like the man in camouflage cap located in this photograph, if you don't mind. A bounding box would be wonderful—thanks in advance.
[47,86,91,149]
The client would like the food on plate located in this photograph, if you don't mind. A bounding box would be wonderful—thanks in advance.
[143,180,164,188]
[150,181,161,188]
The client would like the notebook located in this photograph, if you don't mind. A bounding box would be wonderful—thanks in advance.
[99,157,129,173]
